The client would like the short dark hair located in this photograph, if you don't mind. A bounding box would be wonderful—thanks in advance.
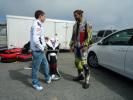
[34,10,45,19]
[73,9,84,16]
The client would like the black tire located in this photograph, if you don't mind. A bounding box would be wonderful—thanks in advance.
[87,52,98,68]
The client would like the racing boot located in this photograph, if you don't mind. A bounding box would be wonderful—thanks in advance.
[73,69,84,81]
[82,65,90,89]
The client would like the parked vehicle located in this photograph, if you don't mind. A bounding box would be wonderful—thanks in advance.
[94,29,117,42]
[87,28,133,79]
[45,37,61,81]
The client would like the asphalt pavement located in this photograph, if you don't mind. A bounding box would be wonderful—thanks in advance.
[0,52,133,100]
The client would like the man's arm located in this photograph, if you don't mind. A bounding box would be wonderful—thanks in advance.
[81,21,92,52]
[88,25,93,45]
[41,33,46,49]
[33,25,44,51]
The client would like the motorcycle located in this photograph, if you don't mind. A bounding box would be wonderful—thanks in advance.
[45,37,61,81]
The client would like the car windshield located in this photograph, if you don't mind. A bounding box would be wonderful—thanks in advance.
[104,30,113,37]
[97,31,105,37]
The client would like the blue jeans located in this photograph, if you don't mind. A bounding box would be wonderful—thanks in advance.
[32,51,50,85]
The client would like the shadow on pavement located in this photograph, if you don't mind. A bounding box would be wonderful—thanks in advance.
[8,68,32,88]
[91,66,133,100]
[59,71,83,85]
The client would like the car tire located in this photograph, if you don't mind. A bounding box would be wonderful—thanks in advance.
[87,52,99,68]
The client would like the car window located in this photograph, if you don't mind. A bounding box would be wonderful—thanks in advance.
[0,26,7,48]
[103,29,133,45]
[97,30,105,37]
[112,30,117,32]
[0,28,6,36]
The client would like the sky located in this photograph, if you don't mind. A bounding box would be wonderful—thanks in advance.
[0,0,133,30]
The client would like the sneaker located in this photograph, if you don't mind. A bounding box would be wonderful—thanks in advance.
[45,77,51,84]
[33,84,43,91]
[51,74,60,81]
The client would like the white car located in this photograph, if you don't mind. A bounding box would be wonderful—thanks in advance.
[87,28,133,79]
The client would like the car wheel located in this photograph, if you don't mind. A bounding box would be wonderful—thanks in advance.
[87,52,98,68]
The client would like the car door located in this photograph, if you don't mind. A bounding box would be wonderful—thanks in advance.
[97,30,131,73]
[125,47,133,79]
[124,29,133,79]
